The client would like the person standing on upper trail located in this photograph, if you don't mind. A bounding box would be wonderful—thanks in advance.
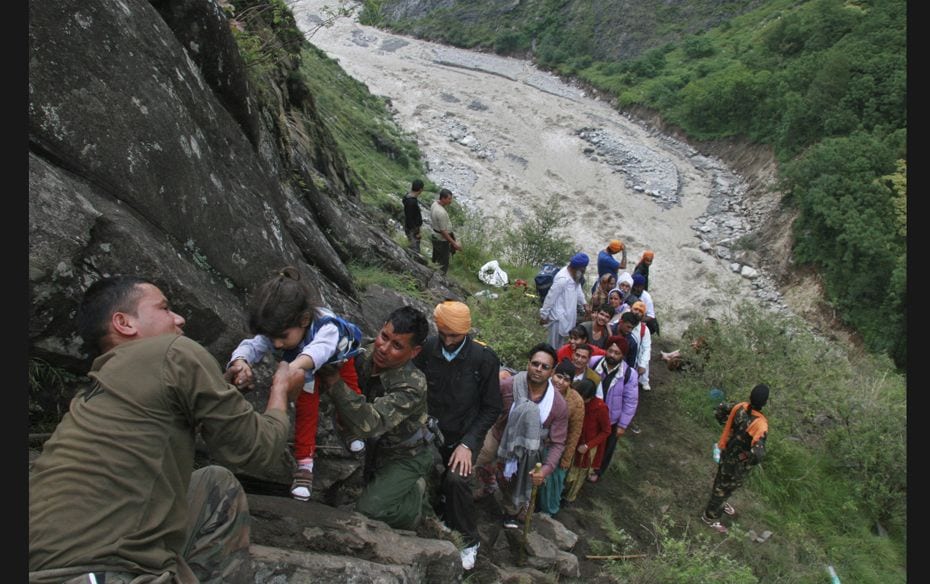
[430,188,462,274]
[403,179,425,253]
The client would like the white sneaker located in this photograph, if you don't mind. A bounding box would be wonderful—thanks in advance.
[460,542,479,570]
[641,382,651,391]
[348,439,366,453]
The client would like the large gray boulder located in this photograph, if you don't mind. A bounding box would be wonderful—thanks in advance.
[247,494,462,582]
[28,0,451,375]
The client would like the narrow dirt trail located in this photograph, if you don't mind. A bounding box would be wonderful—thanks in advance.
[293,1,782,338]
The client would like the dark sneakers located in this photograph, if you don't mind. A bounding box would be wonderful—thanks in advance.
[502,515,520,529]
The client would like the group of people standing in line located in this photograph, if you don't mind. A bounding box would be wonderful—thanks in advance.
[29,211,770,581]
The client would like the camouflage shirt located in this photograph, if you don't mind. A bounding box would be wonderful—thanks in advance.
[328,344,429,461]
[716,401,768,466]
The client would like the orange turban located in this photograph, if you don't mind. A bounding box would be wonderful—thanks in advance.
[434,300,471,334]
[608,239,624,253]
[631,301,647,317]
[642,250,654,263]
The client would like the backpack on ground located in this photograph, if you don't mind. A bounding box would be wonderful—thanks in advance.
[534,263,560,305]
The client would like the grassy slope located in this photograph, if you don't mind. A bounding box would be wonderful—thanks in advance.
[300,44,429,215]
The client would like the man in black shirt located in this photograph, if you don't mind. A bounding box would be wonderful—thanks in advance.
[413,300,502,570]
[403,179,424,253]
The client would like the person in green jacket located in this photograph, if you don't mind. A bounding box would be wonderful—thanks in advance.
[29,276,305,584]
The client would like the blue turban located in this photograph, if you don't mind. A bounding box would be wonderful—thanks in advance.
[569,253,589,268]
[632,273,646,287]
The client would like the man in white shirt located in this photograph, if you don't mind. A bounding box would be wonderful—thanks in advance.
[429,188,461,273]
[539,253,590,349]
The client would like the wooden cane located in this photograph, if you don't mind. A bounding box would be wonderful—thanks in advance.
[522,462,544,555]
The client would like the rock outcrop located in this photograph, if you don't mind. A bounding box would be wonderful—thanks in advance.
[29,0,453,373]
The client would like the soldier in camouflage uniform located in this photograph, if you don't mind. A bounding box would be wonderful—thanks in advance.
[317,306,433,530]
[701,384,770,534]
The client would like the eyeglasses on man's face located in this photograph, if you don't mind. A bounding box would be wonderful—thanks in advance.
[529,360,552,370]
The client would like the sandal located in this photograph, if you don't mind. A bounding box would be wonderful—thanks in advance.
[587,473,600,483]
[290,468,313,501]
[722,502,736,516]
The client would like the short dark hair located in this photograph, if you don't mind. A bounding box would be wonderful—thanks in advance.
[385,306,429,347]
[248,266,318,337]
[527,342,557,365]
[572,378,597,400]
[438,188,453,200]
[568,325,589,341]
[411,179,424,192]
[77,276,153,355]
[620,311,641,325]
[573,344,592,357]
[596,303,613,316]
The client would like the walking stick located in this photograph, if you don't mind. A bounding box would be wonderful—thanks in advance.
[522,462,543,560]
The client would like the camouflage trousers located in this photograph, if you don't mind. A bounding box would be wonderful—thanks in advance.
[42,466,252,584]
[703,459,751,520]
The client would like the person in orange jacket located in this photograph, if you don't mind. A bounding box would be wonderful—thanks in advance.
[701,384,770,534]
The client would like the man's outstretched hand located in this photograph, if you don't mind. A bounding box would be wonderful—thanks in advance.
[272,362,306,402]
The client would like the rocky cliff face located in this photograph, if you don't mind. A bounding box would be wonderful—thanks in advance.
[28,0,448,378]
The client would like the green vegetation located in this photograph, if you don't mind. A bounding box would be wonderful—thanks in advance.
[696,306,904,523]
[299,45,429,212]
[366,0,907,369]
[29,358,83,433]
[611,516,759,584]
[224,0,306,81]
[347,260,427,300]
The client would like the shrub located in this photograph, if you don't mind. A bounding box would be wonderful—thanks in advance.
[468,286,546,370]
[610,515,758,584]
[500,195,575,267]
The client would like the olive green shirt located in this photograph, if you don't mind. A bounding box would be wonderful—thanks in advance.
[29,334,290,582]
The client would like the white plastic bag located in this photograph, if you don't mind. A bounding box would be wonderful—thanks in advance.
[478,259,509,287]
